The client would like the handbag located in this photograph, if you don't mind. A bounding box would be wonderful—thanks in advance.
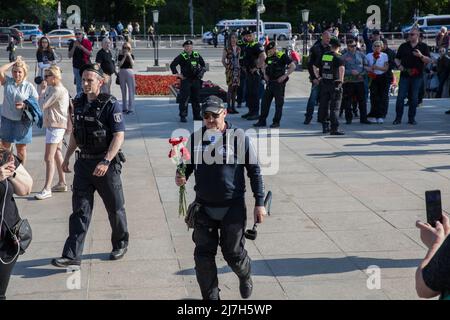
[21,104,33,124]
[185,201,201,230]
[0,182,32,264]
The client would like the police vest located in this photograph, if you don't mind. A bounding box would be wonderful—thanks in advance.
[266,51,287,79]
[73,93,114,154]
[181,51,201,69]
[321,52,340,81]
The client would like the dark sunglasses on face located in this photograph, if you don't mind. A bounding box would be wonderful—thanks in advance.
[409,33,418,36]
[347,44,356,48]
[203,111,222,119]
[44,74,53,78]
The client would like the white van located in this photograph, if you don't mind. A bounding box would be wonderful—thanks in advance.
[264,22,292,40]
[402,15,450,34]
[202,19,265,45]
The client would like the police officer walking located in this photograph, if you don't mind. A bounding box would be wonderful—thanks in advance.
[176,96,266,300]
[51,63,129,267]
[253,41,296,128]
[315,38,345,135]
[240,30,266,121]
[170,40,206,123]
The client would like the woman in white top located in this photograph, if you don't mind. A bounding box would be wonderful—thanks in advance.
[35,65,69,200]
[366,40,390,123]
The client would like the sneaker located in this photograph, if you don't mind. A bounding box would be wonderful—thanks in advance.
[377,118,384,124]
[52,183,68,192]
[35,189,52,200]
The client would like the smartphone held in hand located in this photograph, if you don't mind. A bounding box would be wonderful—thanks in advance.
[425,190,443,228]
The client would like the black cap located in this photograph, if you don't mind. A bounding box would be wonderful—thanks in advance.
[329,37,341,47]
[241,29,252,36]
[202,96,225,114]
[79,63,104,77]
[372,29,380,35]
[265,41,276,51]
[183,39,193,46]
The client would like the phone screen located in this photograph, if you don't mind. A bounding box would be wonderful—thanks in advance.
[425,190,442,227]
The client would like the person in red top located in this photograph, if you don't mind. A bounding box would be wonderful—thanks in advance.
[68,30,93,95]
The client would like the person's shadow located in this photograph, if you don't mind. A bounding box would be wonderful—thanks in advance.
[12,253,110,278]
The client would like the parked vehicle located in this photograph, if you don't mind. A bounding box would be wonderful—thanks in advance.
[402,14,450,35]
[0,27,23,43]
[34,29,76,46]
[264,22,292,40]
[202,19,266,45]
[10,23,43,41]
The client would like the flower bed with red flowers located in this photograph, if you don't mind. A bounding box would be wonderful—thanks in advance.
[135,75,179,96]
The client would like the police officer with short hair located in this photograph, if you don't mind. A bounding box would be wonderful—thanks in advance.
[240,30,266,121]
[51,63,129,267]
[315,37,345,135]
[253,41,296,128]
[175,96,266,300]
[170,40,206,123]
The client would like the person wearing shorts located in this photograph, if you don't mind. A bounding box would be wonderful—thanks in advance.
[35,65,69,200]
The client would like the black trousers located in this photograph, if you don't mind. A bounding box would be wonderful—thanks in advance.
[237,70,247,106]
[178,78,202,119]
[62,159,129,261]
[436,70,450,98]
[318,82,342,131]
[193,199,251,300]
[368,74,390,118]
[246,71,261,116]
[259,80,286,124]
[342,82,368,122]
[0,256,18,300]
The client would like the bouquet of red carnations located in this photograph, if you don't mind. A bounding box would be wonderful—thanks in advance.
[168,137,191,217]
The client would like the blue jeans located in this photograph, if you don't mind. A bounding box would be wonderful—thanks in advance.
[395,75,422,122]
[73,67,82,95]
[305,83,320,118]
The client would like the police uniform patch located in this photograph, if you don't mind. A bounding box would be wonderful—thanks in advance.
[114,113,123,123]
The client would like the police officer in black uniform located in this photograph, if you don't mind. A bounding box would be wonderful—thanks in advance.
[240,30,266,121]
[170,40,206,123]
[253,41,296,128]
[51,63,129,267]
[315,37,345,135]
[176,96,266,300]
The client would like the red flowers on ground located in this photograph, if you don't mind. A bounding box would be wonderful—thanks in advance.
[135,75,178,96]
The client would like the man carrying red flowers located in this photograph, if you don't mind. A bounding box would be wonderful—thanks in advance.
[174,96,266,300]
[394,27,431,125]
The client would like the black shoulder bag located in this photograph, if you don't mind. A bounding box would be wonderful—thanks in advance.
[0,182,32,265]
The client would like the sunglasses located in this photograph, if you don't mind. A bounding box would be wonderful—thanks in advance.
[409,33,419,36]
[44,74,53,78]
[203,111,223,119]
[347,44,356,47]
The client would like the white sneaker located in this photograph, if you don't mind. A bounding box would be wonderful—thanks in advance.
[377,118,384,124]
[35,189,52,200]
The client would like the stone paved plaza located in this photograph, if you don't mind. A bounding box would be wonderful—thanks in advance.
[1,58,448,299]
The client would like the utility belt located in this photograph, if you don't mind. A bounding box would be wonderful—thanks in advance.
[76,150,126,163]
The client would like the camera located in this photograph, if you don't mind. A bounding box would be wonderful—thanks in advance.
[193,65,206,80]
[34,76,43,85]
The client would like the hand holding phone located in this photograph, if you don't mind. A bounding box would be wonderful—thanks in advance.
[425,190,443,228]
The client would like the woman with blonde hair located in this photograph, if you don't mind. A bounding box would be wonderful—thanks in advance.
[0,57,38,164]
[117,42,135,114]
[35,65,69,200]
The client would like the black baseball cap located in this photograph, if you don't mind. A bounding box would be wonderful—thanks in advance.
[329,37,341,47]
[202,96,225,114]
[79,63,104,77]
[183,40,193,46]
[241,29,252,36]
[265,41,276,51]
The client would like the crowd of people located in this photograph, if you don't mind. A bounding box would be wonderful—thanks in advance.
[0,23,450,300]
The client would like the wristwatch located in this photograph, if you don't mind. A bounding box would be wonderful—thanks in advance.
[100,159,111,166]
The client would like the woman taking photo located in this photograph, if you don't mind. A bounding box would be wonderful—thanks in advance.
[35,66,69,200]
[222,32,241,114]
[36,37,56,79]
[117,43,136,114]
[0,149,33,300]
[0,57,39,165]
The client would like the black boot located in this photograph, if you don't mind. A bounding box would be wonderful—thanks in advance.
[322,122,330,134]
